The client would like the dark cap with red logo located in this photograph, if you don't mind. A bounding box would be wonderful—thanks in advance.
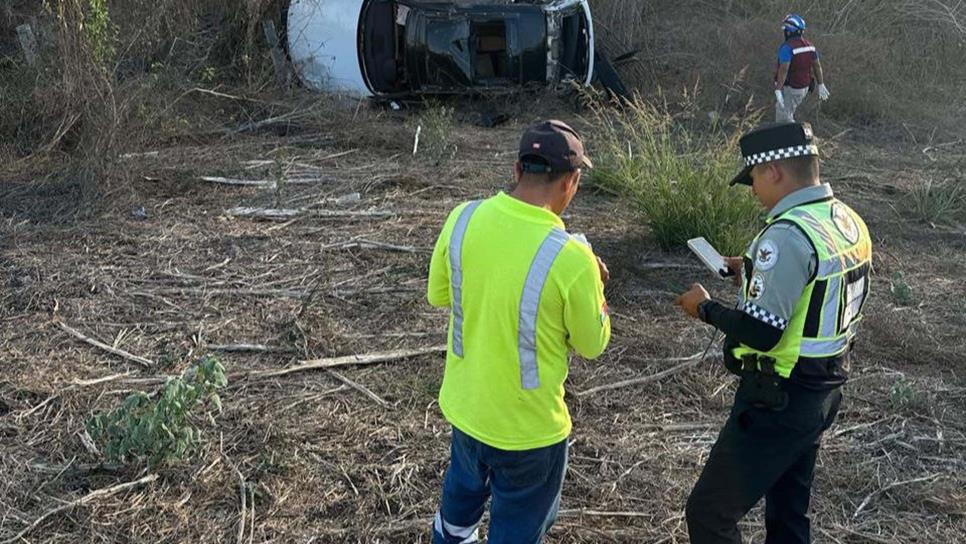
[519,120,593,173]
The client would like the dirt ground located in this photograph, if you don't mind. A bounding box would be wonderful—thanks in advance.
[1,94,965,543]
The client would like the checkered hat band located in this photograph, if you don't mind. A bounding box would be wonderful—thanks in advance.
[744,145,818,167]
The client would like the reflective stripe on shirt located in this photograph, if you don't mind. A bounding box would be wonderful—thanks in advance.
[518,228,570,390]
[448,200,483,358]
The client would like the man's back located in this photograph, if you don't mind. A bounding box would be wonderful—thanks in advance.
[428,192,610,451]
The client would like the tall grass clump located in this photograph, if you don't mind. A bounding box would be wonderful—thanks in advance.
[586,93,763,255]
[907,179,964,225]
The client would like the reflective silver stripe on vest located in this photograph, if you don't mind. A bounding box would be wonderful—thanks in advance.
[817,252,862,277]
[785,208,838,253]
[518,228,570,390]
[820,277,842,338]
[800,335,849,357]
[448,200,483,358]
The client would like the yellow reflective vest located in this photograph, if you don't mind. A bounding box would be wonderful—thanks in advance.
[733,198,872,382]
[428,192,611,450]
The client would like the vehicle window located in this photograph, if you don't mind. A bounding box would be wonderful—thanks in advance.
[473,21,510,82]
[425,19,472,87]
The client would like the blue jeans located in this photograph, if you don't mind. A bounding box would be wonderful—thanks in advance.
[433,427,568,544]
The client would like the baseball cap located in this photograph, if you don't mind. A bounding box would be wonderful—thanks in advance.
[519,120,593,173]
[730,122,819,186]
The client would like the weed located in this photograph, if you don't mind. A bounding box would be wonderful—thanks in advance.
[890,271,914,306]
[907,179,964,225]
[890,377,915,411]
[87,356,227,466]
[83,0,117,68]
[417,102,458,163]
[586,92,762,255]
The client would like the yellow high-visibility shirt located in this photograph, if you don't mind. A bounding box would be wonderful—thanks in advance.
[427,192,610,450]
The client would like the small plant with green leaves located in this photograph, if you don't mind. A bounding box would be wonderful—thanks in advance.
[418,102,458,163]
[907,179,964,225]
[87,356,227,466]
[890,270,914,306]
[890,377,915,411]
[585,92,762,255]
[83,0,117,68]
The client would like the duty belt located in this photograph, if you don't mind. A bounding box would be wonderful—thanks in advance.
[737,354,789,410]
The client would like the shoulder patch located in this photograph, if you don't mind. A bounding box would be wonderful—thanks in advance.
[755,239,780,271]
[832,203,860,244]
[749,273,766,300]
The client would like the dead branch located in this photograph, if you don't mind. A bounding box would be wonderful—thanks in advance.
[236,479,247,544]
[558,509,652,518]
[227,207,302,220]
[201,176,326,188]
[328,370,390,408]
[207,344,297,354]
[1,474,158,544]
[852,473,943,518]
[576,351,709,397]
[57,322,153,368]
[203,176,276,188]
[250,346,446,378]
[321,239,422,253]
[227,207,395,221]
[71,372,134,387]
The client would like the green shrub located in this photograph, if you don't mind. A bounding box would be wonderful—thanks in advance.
[586,93,763,255]
[87,356,227,466]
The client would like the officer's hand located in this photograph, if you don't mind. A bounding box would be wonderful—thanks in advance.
[597,256,610,284]
[676,283,710,319]
[724,257,743,286]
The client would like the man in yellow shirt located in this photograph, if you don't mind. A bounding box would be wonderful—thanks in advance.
[427,120,611,543]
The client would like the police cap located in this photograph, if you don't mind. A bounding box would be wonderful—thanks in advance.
[730,122,819,186]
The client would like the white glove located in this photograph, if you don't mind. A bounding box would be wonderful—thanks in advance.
[774,89,786,109]
[817,83,830,101]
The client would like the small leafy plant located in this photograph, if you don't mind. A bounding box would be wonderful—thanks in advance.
[87,356,227,466]
[890,377,915,411]
[83,0,118,67]
[890,271,914,306]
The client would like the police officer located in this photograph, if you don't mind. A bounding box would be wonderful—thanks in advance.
[676,122,872,544]
[774,14,830,122]
[427,120,611,543]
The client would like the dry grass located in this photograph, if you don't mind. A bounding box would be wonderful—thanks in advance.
[1,90,965,542]
[0,1,964,542]
[591,0,966,135]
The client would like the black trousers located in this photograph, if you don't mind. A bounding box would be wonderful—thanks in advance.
[686,383,843,544]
